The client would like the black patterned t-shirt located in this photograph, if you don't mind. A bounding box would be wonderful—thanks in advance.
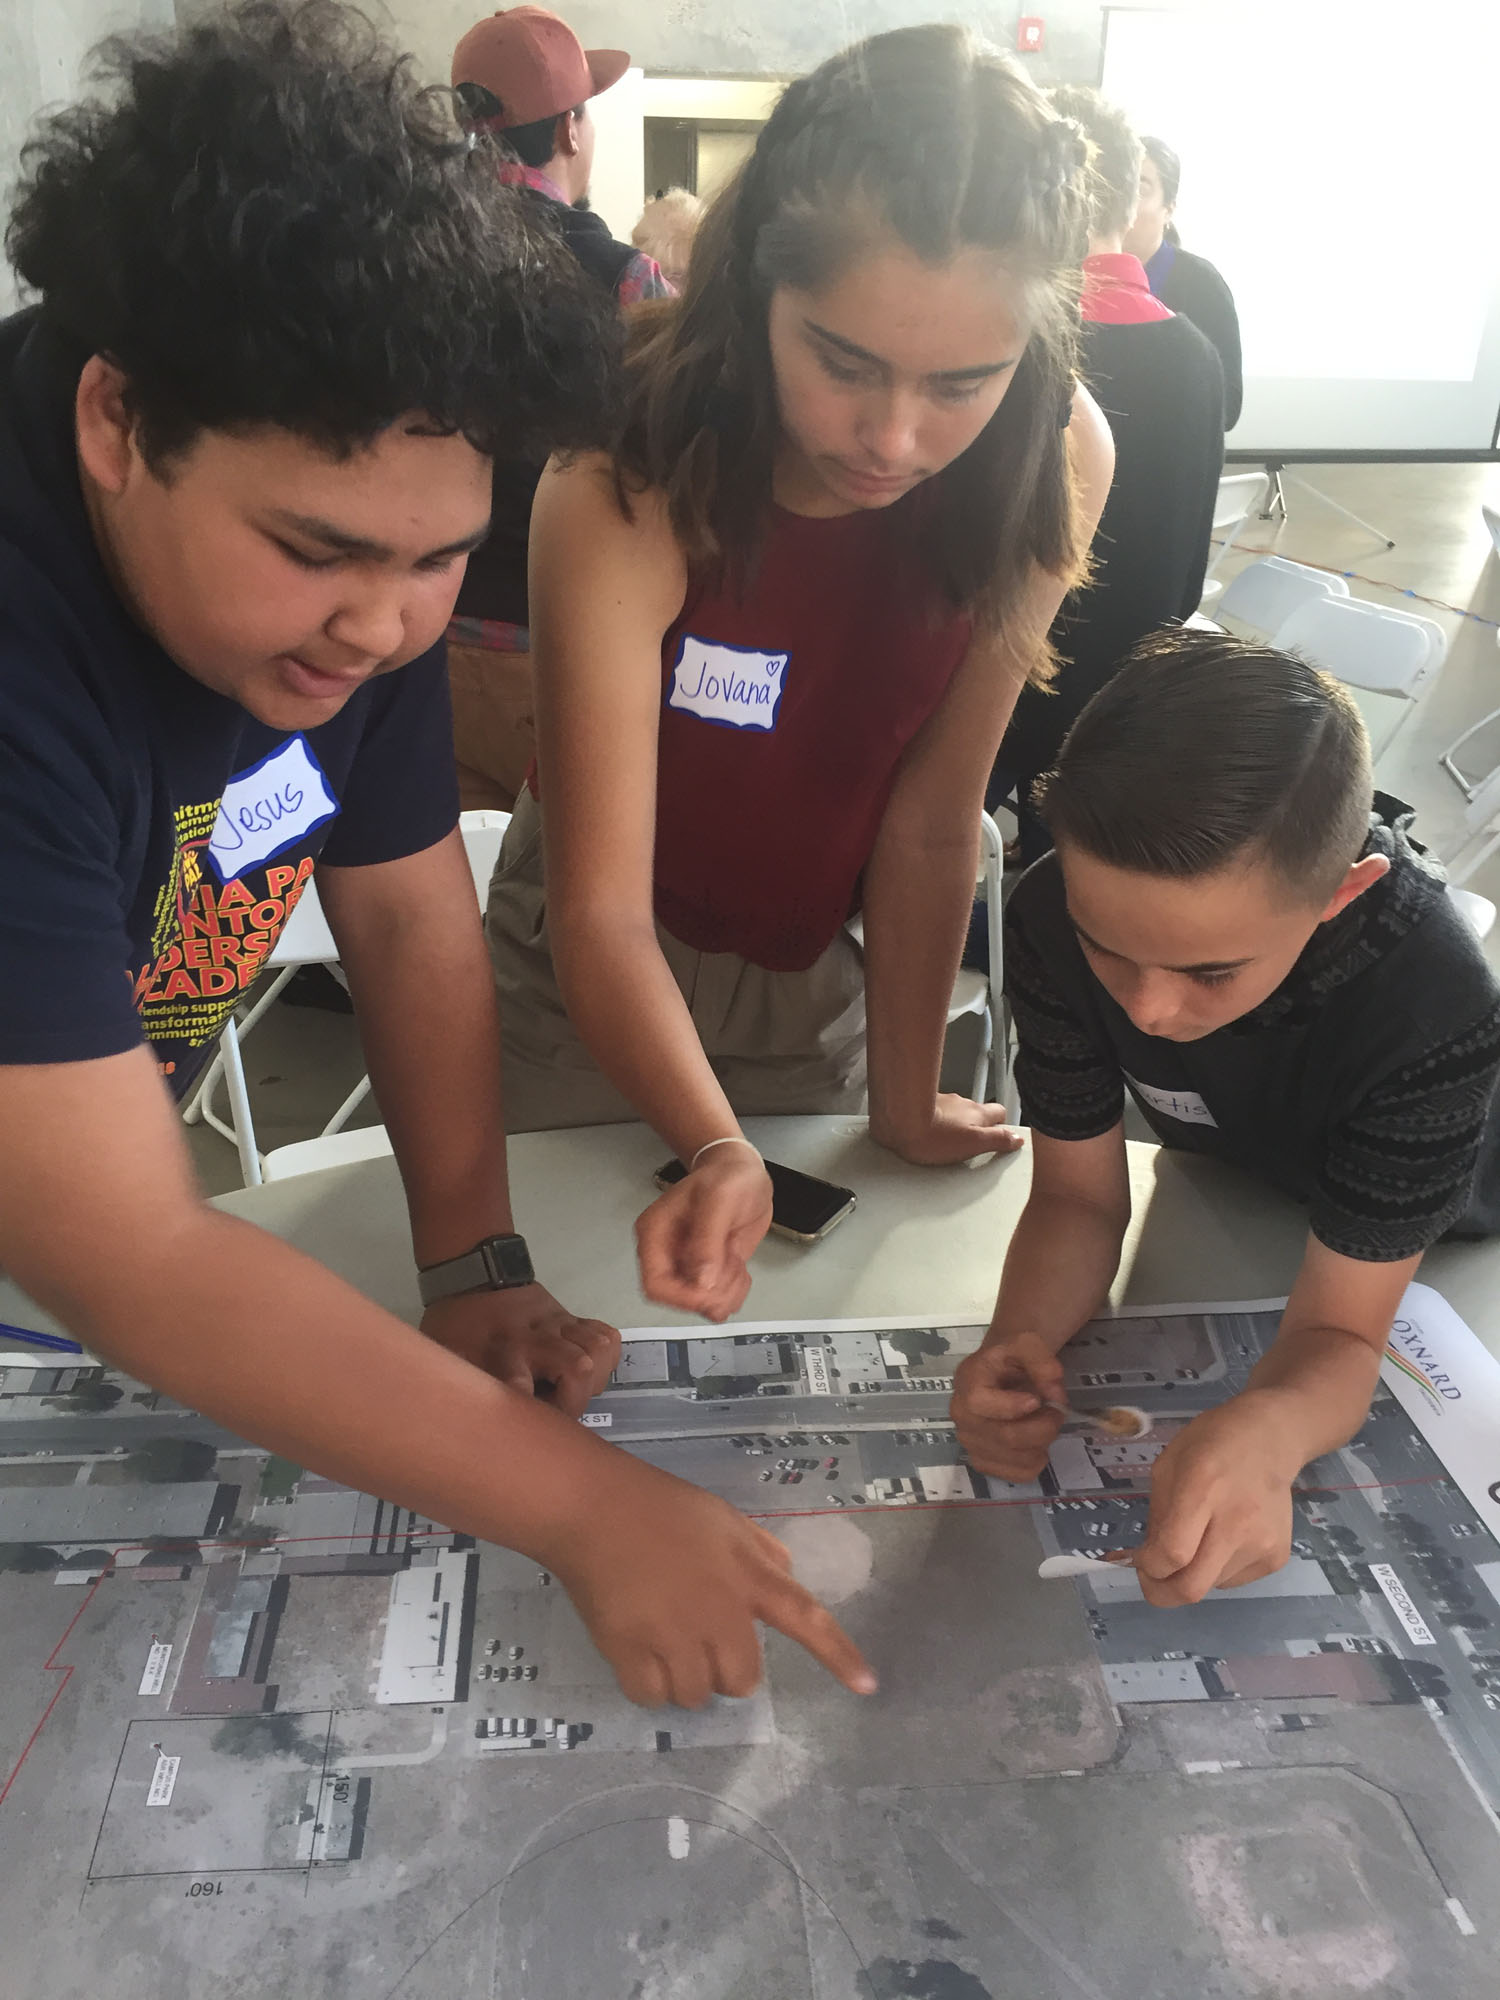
[1005,804,1500,1259]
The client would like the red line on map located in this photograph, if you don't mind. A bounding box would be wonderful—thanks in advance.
[0,1562,115,1807]
[1,1526,461,1810]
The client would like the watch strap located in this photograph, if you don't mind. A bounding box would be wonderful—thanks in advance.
[418,1233,535,1307]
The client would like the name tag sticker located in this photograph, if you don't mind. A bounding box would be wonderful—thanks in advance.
[1125,1072,1219,1128]
[666,635,789,733]
[208,736,339,882]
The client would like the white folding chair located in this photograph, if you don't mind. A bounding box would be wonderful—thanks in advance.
[1440,765,1500,942]
[264,808,1010,1188]
[273,812,1013,1185]
[189,809,511,1186]
[1440,711,1500,801]
[1216,554,1349,640]
[1433,506,1500,804]
[180,872,343,1184]
[1438,686,1500,802]
[1199,470,1271,599]
[308,810,511,1148]
[1274,594,1447,762]
[1448,884,1497,945]
[849,811,1007,1101]
[458,807,512,902]
[263,1123,396,1182]
[946,812,1009,1105]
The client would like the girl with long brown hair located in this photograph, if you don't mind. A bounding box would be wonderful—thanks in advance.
[487,23,1114,1321]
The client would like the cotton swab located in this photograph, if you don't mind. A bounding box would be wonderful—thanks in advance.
[1043,1398,1152,1440]
[1038,1552,1129,1580]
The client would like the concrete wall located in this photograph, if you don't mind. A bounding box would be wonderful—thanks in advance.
[388,2,1109,238]
[386,2,1108,91]
[1,0,175,314]
[586,62,647,244]
[4,3,1111,307]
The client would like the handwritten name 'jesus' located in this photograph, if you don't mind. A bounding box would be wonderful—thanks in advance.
[208,735,339,880]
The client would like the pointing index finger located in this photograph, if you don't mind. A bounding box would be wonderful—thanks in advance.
[758,1573,877,1696]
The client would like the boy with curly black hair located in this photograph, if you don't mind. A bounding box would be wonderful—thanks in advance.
[0,1,871,1710]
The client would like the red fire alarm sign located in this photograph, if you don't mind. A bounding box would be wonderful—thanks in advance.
[1017,16,1045,54]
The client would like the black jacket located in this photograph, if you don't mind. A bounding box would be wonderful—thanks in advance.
[454,192,643,629]
[1157,247,1242,431]
[1002,312,1226,784]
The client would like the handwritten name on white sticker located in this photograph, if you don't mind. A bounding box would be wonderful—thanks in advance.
[209,736,339,881]
[138,1640,172,1697]
[1369,1562,1436,1645]
[580,1413,613,1429]
[805,1348,832,1396]
[148,1753,180,1806]
[667,637,789,732]
[1124,1074,1219,1129]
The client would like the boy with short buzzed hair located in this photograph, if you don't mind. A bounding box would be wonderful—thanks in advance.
[954,628,1500,1605]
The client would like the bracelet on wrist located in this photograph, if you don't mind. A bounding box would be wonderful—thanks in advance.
[689,1135,763,1173]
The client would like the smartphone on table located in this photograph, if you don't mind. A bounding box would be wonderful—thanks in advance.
[653,1157,857,1244]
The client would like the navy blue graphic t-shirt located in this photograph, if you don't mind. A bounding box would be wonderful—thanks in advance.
[0,310,459,1097]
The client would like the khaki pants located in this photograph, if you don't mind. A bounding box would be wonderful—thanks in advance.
[487,790,869,1133]
[447,641,536,812]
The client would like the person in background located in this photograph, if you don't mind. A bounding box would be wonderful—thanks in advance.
[487,25,1113,1321]
[447,5,672,809]
[452,5,670,321]
[954,632,1500,1604]
[993,87,1223,866]
[632,187,703,292]
[1124,135,1242,430]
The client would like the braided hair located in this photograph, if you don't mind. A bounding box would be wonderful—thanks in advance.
[1048,85,1143,243]
[614,23,1093,656]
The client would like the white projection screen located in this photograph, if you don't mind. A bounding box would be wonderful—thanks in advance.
[1100,2,1500,456]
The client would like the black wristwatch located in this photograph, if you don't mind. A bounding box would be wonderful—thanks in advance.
[417,1233,536,1308]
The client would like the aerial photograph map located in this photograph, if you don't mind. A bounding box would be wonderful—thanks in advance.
[2,1284,1499,2000]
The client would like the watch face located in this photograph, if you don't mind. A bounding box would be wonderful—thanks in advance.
[487,1235,535,1287]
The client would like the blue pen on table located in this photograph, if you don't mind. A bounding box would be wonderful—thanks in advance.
[0,1320,85,1355]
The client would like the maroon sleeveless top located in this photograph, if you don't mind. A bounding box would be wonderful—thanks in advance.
[653,498,972,971]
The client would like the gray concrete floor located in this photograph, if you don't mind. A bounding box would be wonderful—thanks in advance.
[185,458,1500,1197]
[1213,458,1500,869]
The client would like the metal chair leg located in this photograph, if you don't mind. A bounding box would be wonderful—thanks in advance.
[970,1006,995,1104]
[180,1047,223,1126]
[1439,708,1500,801]
[322,1073,373,1137]
[218,1017,264,1187]
[182,964,298,1132]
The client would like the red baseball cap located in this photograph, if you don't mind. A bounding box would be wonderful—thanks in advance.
[452,7,629,128]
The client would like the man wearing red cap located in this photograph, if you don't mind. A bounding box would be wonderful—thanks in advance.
[448,6,670,808]
[453,6,667,306]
